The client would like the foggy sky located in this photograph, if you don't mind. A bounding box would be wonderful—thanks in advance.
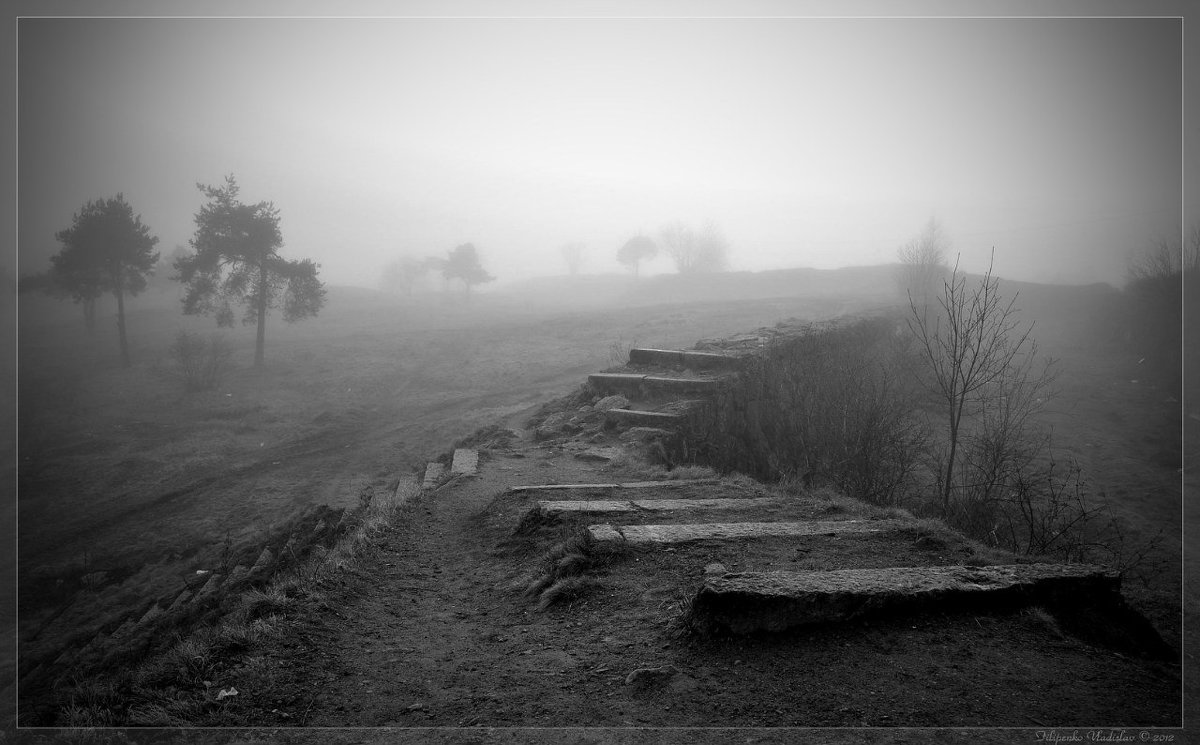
[14,8,1190,288]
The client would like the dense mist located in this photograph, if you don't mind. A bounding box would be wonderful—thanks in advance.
[14,10,1193,290]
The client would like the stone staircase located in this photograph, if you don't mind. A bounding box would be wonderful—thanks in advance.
[509,341,1151,646]
[588,346,746,441]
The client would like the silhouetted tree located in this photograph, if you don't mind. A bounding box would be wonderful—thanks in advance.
[617,234,657,277]
[175,175,325,367]
[442,243,494,296]
[660,220,729,274]
[898,217,950,307]
[52,194,159,365]
[560,242,586,275]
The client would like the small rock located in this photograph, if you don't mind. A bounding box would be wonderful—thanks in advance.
[575,447,621,462]
[407,703,426,712]
[620,427,674,443]
[594,395,630,411]
[704,563,729,576]
[624,665,681,688]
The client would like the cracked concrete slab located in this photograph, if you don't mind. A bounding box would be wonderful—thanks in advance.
[588,519,902,544]
[689,564,1121,634]
[535,497,778,517]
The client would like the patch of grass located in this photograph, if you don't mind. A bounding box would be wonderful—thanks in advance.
[537,576,604,610]
[666,588,703,638]
[518,529,630,611]
[1022,606,1066,640]
[602,451,720,481]
[240,586,296,620]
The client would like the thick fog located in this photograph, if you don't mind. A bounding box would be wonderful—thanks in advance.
[14,11,1190,289]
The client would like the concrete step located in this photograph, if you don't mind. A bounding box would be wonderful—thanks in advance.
[604,408,683,427]
[450,448,479,476]
[508,479,718,493]
[537,497,779,517]
[588,519,902,545]
[688,564,1120,635]
[628,348,745,370]
[588,373,723,399]
[422,462,445,489]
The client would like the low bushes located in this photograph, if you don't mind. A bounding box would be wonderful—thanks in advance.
[683,317,924,507]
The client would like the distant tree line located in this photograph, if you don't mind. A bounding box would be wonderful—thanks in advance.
[380,243,495,298]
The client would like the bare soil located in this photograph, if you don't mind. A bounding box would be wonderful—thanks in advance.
[204,429,1181,730]
[7,272,1193,739]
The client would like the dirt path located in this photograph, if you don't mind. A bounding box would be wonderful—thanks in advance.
[219,432,1181,730]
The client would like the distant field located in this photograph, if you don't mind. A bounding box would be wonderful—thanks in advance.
[12,272,898,672]
[8,265,1191,702]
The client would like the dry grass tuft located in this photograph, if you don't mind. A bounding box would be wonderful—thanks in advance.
[537,576,603,610]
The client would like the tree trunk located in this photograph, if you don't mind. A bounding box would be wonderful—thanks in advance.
[113,276,130,368]
[83,296,96,333]
[255,260,267,367]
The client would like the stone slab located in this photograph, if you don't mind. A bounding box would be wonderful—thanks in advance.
[630,498,778,511]
[589,524,625,542]
[393,474,419,498]
[509,479,718,493]
[422,461,445,489]
[604,409,682,425]
[249,547,275,576]
[588,520,899,545]
[538,497,776,517]
[689,564,1120,634]
[642,376,721,394]
[628,348,743,370]
[539,500,635,514]
[138,604,163,626]
[588,373,648,395]
[168,589,193,611]
[450,448,479,476]
[195,572,223,599]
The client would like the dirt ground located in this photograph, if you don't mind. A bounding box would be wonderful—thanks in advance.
[200,421,1181,732]
[7,273,1193,740]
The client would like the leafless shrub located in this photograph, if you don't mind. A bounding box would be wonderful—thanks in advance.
[169,330,233,392]
[908,251,1055,513]
[686,317,925,506]
[938,456,1165,583]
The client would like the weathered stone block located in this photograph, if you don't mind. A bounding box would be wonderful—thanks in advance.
[588,373,648,396]
[249,547,275,577]
[138,604,163,626]
[589,520,899,545]
[423,461,445,489]
[195,572,223,600]
[643,376,721,395]
[509,483,623,492]
[594,394,630,411]
[605,409,683,427]
[689,564,1121,634]
[450,448,478,476]
[168,589,193,611]
[628,348,743,370]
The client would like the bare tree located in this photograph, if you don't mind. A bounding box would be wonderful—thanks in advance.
[907,252,1051,513]
[559,242,586,276]
[660,220,729,274]
[898,217,949,307]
